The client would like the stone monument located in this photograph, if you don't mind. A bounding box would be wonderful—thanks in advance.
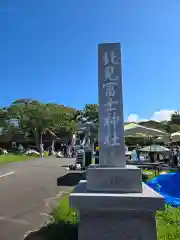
[70,43,164,240]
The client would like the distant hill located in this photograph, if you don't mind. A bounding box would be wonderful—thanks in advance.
[125,120,172,132]
[138,120,167,131]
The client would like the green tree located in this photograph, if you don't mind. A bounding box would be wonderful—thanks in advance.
[0,108,8,130]
[162,123,180,134]
[6,99,77,155]
[171,111,180,126]
[83,104,99,123]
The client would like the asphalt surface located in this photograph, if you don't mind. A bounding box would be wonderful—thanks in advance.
[0,156,75,240]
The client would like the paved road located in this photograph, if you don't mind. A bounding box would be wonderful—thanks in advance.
[0,157,75,240]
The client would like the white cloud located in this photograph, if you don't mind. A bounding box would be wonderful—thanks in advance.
[127,114,139,122]
[151,110,175,121]
[127,109,175,122]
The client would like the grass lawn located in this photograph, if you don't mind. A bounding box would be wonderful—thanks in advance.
[0,154,35,165]
[0,152,48,165]
[157,205,180,239]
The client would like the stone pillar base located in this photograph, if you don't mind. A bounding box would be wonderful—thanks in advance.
[87,165,142,193]
[70,180,164,240]
[79,211,157,240]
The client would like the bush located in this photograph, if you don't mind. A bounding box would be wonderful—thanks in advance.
[24,149,40,156]
[24,149,49,157]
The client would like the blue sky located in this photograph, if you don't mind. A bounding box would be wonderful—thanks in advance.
[1,0,180,121]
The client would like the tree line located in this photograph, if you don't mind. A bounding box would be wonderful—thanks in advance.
[0,98,180,150]
[0,99,98,151]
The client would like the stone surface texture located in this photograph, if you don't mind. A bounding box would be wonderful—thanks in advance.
[98,43,125,167]
[70,181,164,212]
[87,165,142,193]
[70,181,164,240]
[78,211,157,240]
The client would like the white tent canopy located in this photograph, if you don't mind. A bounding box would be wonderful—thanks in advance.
[171,131,180,142]
[139,144,169,152]
[124,123,168,138]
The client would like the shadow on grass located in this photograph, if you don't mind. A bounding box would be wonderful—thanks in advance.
[24,221,78,240]
[57,172,86,187]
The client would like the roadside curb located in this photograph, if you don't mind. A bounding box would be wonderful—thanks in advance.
[23,191,69,240]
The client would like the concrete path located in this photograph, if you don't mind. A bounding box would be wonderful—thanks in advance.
[0,157,75,240]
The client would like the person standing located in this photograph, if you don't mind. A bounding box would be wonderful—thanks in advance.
[176,146,180,165]
[63,144,68,157]
[149,152,154,163]
[71,145,76,158]
[136,144,140,161]
[48,145,52,156]
[40,143,44,158]
[172,147,179,167]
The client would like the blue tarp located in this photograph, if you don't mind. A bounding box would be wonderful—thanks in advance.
[147,172,180,207]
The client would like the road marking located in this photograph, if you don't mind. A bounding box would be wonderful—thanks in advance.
[40,213,54,223]
[0,172,15,178]
[44,191,68,210]
[0,216,30,225]
[40,213,52,218]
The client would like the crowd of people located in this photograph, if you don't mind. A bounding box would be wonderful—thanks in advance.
[134,144,180,167]
[47,143,76,158]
